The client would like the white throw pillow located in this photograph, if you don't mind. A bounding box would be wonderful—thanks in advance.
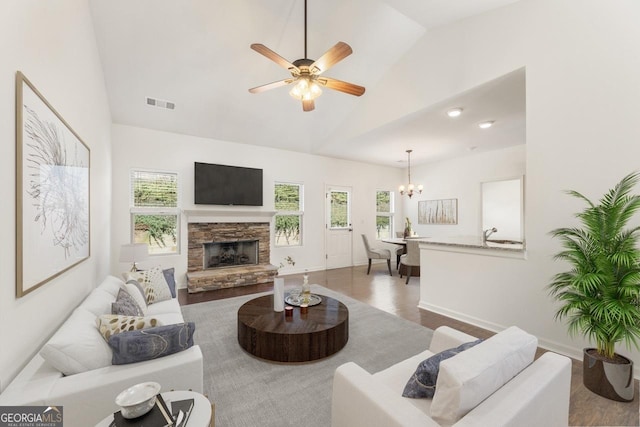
[39,308,113,376]
[126,267,172,305]
[430,326,537,425]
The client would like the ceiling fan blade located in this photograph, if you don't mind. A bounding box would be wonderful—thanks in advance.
[302,99,315,112]
[250,44,300,74]
[317,77,365,96]
[248,79,294,94]
[310,42,353,75]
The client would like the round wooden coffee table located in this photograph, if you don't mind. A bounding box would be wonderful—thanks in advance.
[237,294,349,362]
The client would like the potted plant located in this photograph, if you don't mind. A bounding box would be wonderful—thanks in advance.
[403,217,413,238]
[548,172,640,402]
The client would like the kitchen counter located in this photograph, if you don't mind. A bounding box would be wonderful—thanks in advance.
[416,236,525,258]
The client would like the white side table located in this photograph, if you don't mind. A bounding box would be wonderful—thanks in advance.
[96,390,213,427]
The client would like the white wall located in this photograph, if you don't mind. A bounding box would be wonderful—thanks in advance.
[390,0,640,374]
[405,145,525,239]
[0,0,112,390]
[110,124,405,282]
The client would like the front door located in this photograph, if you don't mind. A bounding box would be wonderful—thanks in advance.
[325,185,353,269]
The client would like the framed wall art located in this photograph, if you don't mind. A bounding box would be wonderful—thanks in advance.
[418,198,458,225]
[16,71,90,297]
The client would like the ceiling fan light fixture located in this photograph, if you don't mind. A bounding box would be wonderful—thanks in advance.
[248,0,364,111]
[289,77,322,101]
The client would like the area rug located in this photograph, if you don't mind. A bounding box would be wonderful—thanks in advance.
[182,285,433,427]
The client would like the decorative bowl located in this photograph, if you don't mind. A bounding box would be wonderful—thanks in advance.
[115,381,161,419]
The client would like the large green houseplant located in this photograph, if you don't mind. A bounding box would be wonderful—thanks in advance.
[549,172,640,401]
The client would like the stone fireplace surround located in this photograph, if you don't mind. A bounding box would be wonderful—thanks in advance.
[185,210,278,293]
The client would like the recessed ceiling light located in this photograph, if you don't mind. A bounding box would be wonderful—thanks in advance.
[447,108,463,118]
[478,121,494,129]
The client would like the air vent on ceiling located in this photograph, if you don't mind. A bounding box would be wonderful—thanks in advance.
[146,97,175,110]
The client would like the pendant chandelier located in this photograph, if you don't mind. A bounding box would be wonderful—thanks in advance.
[399,149,423,198]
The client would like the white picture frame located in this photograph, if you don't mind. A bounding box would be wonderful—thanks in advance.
[16,72,90,297]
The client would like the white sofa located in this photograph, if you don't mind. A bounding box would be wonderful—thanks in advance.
[332,326,571,427]
[0,275,203,427]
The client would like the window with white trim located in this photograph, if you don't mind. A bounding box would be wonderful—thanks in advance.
[376,190,394,239]
[274,182,303,247]
[130,170,180,255]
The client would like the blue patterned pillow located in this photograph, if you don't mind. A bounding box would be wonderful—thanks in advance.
[162,268,177,298]
[108,322,195,365]
[402,339,483,399]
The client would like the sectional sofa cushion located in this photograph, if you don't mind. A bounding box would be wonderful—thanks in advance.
[108,322,196,365]
[402,339,482,399]
[111,288,144,316]
[430,326,537,425]
[80,288,116,316]
[39,308,113,376]
[126,267,172,305]
[99,275,127,297]
[96,314,160,341]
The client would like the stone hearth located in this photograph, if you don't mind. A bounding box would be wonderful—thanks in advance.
[186,221,277,292]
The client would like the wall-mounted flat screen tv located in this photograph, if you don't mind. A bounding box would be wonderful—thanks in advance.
[194,162,263,206]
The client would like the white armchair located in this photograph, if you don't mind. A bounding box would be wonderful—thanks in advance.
[332,326,571,427]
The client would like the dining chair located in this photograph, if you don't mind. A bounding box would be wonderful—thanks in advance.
[399,240,420,284]
[361,234,392,276]
[393,232,405,269]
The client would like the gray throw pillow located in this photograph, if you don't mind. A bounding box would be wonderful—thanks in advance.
[108,322,195,365]
[162,268,177,298]
[111,288,144,317]
[402,339,483,399]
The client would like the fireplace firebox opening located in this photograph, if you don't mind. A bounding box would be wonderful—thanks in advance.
[203,240,258,269]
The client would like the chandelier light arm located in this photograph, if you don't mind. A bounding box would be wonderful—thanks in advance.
[399,149,422,198]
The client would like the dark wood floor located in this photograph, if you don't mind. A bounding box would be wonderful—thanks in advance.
[179,265,640,427]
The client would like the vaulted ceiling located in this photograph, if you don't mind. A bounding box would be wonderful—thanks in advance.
[88,0,524,167]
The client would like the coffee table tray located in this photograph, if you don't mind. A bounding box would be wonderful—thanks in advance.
[284,293,322,307]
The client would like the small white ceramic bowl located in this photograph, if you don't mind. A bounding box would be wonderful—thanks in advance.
[115,382,161,419]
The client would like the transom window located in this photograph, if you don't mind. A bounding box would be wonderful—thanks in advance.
[275,182,303,246]
[130,170,180,255]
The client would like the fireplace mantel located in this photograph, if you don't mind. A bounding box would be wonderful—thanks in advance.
[183,209,276,224]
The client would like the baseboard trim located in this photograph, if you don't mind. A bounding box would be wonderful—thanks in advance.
[418,300,640,379]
